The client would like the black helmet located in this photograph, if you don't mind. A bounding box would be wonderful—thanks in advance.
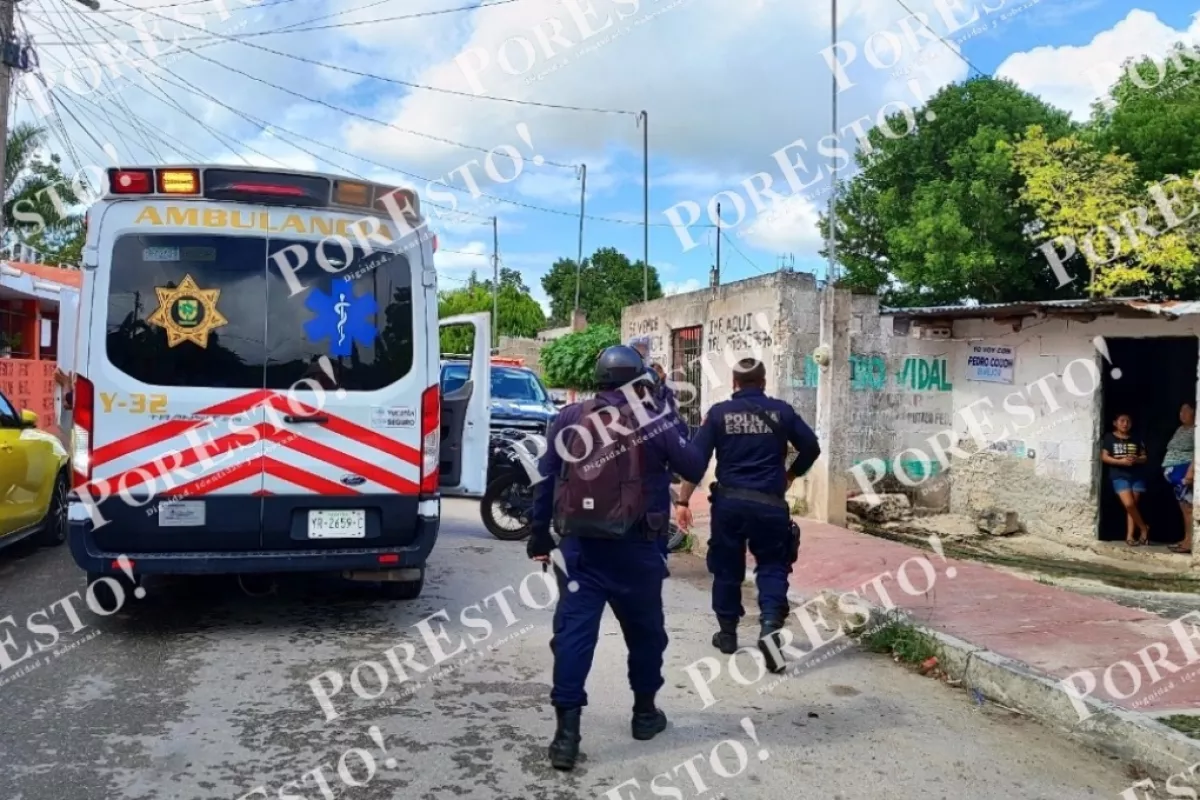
[595,345,646,389]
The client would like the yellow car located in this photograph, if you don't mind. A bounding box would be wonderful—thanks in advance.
[0,389,69,551]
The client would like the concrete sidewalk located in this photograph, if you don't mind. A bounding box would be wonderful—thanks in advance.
[683,490,1200,710]
[789,521,1200,713]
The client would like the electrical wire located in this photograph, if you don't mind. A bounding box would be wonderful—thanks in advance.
[889,0,988,77]
[39,0,166,160]
[35,0,522,37]
[721,230,768,274]
[30,28,242,165]
[101,0,638,115]
[67,1,580,169]
[44,11,693,228]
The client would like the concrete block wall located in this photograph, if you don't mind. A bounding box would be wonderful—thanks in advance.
[495,336,547,375]
[621,273,823,520]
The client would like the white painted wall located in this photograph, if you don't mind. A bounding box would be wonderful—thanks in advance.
[881,313,1200,541]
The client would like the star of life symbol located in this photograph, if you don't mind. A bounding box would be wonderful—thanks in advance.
[304,277,378,358]
[334,294,350,348]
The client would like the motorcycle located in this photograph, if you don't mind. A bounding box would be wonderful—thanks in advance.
[480,428,542,541]
[480,428,687,551]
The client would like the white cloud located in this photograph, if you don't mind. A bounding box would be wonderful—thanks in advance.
[740,193,826,253]
[16,0,1003,274]
[343,0,978,199]
[996,9,1200,120]
[664,278,702,295]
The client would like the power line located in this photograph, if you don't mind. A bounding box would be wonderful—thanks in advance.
[888,0,988,77]
[40,0,167,160]
[721,231,768,274]
[102,0,638,115]
[68,1,578,169]
[35,0,523,39]
[29,24,241,164]
[46,10,691,228]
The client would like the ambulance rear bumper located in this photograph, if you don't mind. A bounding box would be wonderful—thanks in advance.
[67,501,441,576]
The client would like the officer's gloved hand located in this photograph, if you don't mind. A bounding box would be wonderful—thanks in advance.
[527,526,555,560]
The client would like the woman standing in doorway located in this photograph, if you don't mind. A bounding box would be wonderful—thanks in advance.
[1164,402,1196,554]
[1102,413,1150,546]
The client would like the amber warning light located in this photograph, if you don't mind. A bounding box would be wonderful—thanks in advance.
[158,169,199,194]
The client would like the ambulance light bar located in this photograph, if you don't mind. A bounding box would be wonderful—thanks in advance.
[106,166,421,221]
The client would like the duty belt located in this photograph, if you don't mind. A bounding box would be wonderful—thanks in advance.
[711,483,790,510]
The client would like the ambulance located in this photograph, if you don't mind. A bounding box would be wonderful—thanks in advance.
[65,166,491,600]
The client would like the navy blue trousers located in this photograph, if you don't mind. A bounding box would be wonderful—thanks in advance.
[549,536,668,709]
[706,496,793,621]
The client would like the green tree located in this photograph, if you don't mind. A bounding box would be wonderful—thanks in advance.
[438,271,546,353]
[821,76,1076,305]
[1091,44,1200,183]
[5,122,84,265]
[540,324,620,390]
[542,247,662,327]
[1008,126,1200,297]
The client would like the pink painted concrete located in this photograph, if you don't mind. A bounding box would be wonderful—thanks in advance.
[685,496,1200,712]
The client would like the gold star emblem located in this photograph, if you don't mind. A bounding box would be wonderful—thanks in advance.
[146,274,228,348]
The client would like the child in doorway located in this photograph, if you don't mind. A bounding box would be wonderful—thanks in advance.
[1102,412,1150,546]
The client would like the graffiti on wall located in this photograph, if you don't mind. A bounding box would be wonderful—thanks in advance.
[626,316,665,358]
[706,312,774,352]
[897,357,952,391]
[796,352,944,393]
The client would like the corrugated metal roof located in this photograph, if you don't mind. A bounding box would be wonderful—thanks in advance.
[882,297,1200,320]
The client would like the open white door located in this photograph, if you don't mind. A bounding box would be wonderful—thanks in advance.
[438,311,491,496]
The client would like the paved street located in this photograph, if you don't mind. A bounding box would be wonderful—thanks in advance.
[2,500,1138,800]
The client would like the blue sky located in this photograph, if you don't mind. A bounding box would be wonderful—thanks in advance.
[14,0,1200,315]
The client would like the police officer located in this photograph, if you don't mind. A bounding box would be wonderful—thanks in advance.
[674,357,821,673]
[528,345,705,771]
[629,336,677,411]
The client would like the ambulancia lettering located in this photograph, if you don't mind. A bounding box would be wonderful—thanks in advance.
[132,206,398,242]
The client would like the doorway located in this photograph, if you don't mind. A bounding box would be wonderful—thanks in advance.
[1099,336,1198,543]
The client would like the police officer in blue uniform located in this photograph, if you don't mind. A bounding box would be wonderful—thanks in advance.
[630,336,676,411]
[528,345,705,771]
[675,357,821,673]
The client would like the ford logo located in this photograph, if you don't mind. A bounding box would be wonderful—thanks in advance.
[340,475,366,486]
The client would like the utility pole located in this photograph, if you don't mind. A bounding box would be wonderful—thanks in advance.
[714,202,720,286]
[491,216,499,350]
[574,163,586,311]
[0,0,16,246]
[639,110,648,301]
[827,0,839,284]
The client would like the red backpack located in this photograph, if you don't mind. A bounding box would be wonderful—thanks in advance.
[553,398,647,539]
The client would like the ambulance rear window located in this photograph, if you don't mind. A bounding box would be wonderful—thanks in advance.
[106,233,268,389]
[105,233,416,391]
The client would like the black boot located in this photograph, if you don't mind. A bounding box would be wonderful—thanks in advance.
[712,617,738,654]
[759,618,787,674]
[631,693,668,741]
[548,706,581,770]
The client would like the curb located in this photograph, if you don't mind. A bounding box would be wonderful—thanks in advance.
[800,588,1200,781]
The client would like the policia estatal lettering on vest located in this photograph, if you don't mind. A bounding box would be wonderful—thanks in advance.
[527,345,705,771]
[675,358,821,673]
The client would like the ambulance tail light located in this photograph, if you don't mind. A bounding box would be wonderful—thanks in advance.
[333,180,371,208]
[109,169,152,194]
[203,169,328,207]
[374,187,420,222]
[420,384,440,493]
[72,375,94,490]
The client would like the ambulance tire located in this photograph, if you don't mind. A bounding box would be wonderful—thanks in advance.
[382,568,425,600]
